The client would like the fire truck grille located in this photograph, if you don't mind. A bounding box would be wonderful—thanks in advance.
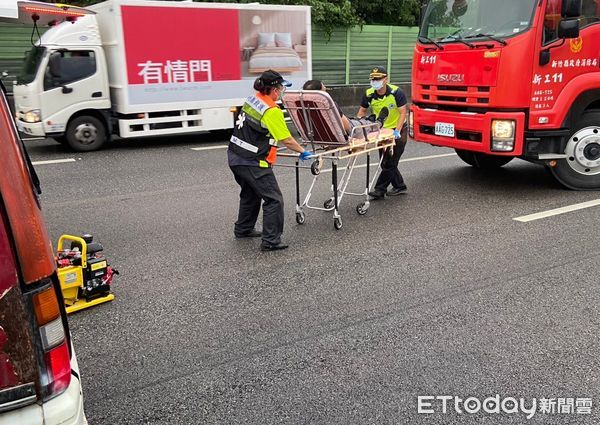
[418,85,490,106]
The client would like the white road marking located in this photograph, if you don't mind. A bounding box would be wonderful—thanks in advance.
[399,153,457,163]
[32,158,77,165]
[190,145,228,151]
[513,199,600,222]
[319,153,457,173]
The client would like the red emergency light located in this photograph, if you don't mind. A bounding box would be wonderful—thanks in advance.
[23,6,86,17]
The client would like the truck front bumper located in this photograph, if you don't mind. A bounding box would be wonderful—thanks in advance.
[16,120,46,137]
[411,105,526,156]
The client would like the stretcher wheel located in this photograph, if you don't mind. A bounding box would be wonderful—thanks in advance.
[356,202,368,215]
[323,198,334,209]
[311,161,320,176]
[334,217,343,230]
[296,211,306,225]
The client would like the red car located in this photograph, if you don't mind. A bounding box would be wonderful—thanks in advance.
[0,82,87,423]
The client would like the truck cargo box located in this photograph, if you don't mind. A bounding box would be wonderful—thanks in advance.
[90,0,312,115]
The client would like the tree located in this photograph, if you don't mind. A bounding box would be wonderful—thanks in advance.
[351,0,421,27]
[201,0,361,36]
[66,0,422,32]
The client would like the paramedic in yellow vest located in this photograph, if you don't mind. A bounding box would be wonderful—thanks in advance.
[228,70,312,252]
[357,66,408,199]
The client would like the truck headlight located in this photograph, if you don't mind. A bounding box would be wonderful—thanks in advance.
[23,109,41,123]
[408,110,414,138]
[491,119,515,152]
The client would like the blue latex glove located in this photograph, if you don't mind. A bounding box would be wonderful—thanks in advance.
[299,150,313,161]
[393,129,401,138]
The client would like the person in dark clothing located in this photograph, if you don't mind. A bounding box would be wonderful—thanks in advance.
[228,70,312,251]
[357,66,408,199]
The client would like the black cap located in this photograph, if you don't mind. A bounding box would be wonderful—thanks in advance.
[259,69,292,87]
[369,66,387,80]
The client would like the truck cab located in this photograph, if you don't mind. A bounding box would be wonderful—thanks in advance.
[411,0,600,189]
[11,3,111,151]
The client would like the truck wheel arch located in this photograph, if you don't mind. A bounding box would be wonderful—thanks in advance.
[561,87,600,130]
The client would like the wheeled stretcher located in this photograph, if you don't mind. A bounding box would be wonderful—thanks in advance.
[280,90,395,230]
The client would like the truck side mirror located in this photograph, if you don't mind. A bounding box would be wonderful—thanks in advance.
[562,0,582,18]
[558,18,580,38]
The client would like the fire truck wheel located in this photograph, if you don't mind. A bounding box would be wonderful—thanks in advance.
[66,115,107,152]
[455,149,513,169]
[455,149,477,166]
[549,112,600,190]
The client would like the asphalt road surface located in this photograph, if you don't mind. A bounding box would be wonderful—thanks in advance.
[25,133,600,425]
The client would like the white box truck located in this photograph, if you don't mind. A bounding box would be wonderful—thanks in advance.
[10,0,311,151]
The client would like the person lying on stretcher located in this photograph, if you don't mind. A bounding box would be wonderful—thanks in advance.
[302,79,389,139]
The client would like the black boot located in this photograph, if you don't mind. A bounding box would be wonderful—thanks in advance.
[377,107,389,126]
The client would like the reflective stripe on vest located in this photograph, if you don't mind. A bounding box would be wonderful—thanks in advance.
[230,135,259,153]
[244,95,270,116]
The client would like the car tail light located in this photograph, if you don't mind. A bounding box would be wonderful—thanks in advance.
[33,286,71,399]
[45,341,71,394]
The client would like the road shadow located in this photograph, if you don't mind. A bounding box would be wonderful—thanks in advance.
[23,130,234,155]
[418,160,565,196]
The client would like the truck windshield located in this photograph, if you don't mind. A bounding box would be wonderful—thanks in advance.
[419,0,538,42]
[18,47,46,85]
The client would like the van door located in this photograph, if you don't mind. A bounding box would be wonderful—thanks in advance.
[39,48,108,133]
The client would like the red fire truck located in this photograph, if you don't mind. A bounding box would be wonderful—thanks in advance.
[410,0,600,189]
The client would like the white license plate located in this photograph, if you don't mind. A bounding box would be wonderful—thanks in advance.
[16,120,24,132]
[434,122,455,137]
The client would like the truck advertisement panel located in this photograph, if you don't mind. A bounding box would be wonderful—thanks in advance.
[121,5,310,105]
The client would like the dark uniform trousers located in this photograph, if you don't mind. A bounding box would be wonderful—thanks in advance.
[230,165,284,245]
[374,126,407,192]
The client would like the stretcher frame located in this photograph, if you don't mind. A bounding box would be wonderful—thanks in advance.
[279,90,395,230]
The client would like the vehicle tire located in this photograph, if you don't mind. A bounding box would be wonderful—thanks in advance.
[65,115,106,152]
[548,112,600,190]
[455,149,477,166]
[455,149,513,168]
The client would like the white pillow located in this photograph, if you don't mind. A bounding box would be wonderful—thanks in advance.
[258,32,275,48]
[275,32,292,48]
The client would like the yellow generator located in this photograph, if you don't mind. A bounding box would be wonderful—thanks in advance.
[56,234,118,314]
